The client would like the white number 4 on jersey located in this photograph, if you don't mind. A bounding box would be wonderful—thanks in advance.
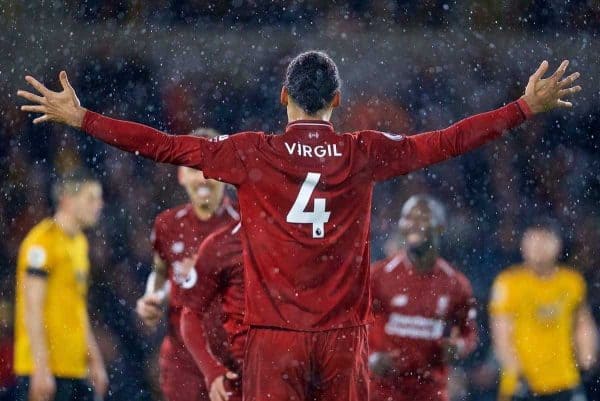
[286,172,331,238]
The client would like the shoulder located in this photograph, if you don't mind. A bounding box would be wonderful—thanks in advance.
[353,130,407,146]
[155,204,190,228]
[21,219,57,247]
[372,253,405,277]
[437,258,472,293]
[217,131,266,148]
[494,265,526,287]
[19,219,57,268]
[557,266,586,290]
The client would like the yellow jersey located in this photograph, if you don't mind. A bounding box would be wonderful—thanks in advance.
[489,265,585,395]
[14,218,90,378]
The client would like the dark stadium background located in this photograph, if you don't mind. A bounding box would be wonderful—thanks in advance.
[1,2,599,400]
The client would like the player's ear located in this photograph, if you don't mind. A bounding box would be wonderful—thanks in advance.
[331,91,341,108]
[280,86,289,106]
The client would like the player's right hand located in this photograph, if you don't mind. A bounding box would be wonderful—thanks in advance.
[29,366,56,401]
[521,60,581,114]
[18,71,86,128]
[210,372,238,401]
[135,293,164,329]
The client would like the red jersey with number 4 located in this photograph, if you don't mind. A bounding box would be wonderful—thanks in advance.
[82,99,531,331]
[369,252,477,387]
[152,202,238,357]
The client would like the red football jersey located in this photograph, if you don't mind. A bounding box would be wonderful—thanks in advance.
[180,221,246,388]
[83,99,530,331]
[369,251,477,387]
[151,201,238,360]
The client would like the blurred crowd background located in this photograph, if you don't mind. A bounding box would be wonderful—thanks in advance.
[1,1,599,400]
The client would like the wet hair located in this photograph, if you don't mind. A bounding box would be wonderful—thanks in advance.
[526,217,562,240]
[400,194,447,229]
[284,50,341,115]
[51,170,98,206]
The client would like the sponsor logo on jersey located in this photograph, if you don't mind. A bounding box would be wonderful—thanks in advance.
[385,313,445,340]
[284,142,342,158]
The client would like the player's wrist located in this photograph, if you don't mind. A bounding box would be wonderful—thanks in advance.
[518,95,539,116]
[71,106,87,129]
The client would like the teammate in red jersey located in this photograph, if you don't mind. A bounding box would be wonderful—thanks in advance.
[369,195,477,401]
[176,221,245,401]
[134,128,239,401]
[19,52,580,401]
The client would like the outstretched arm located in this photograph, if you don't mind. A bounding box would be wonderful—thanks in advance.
[367,60,582,181]
[18,72,205,168]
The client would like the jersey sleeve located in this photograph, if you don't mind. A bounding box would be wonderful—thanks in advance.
[179,233,225,313]
[359,99,531,182]
[150,216,167,261]
[20,233,53,277]
[180,307,228,389]
[489,272,516,316]
[570,270,587,308]
[82,111,254,185]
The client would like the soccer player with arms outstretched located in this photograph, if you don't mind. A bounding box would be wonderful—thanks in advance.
[18,51,581,401]
[369,195,477,401]
[134,131,238,401]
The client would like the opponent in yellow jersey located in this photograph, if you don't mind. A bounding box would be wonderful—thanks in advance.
[489,221,598,401]
[14,172,108,401]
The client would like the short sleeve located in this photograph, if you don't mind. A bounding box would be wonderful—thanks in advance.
[151,216,167,261]
[21,233,53,275]
[489,274,515,316]
[199,132,262,186]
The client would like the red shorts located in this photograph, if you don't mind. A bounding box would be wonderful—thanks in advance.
[159,335,209,401]
[370,376,447,401]
[243,325,368,401]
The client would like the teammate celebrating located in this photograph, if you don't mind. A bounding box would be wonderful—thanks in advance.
[369,195,477,401]
[18,51,581,401]
[135,129,239,401]
[177,221,245,401]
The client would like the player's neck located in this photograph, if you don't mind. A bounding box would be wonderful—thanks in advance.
[407,249,437,272]
[192,203,217,221]
[530,263,558,278]
[287,105,332,123]
[53,210,82,236]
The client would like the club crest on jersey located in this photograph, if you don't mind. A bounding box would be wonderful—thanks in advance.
[284,142,342,158]
[436,296,449,315]
[171,241,185,254]
[391,294,408,307]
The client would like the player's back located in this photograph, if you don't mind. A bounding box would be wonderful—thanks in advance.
[233,120,383,330]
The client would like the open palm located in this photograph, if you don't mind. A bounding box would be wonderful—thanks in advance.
[18,71,85,127]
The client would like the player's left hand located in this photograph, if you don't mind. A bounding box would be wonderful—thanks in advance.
[521,60,582,114]
[89,360,109,399]
[18,71,86,127]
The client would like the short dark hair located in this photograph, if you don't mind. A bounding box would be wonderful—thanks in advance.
[284,50,341,115]
[51,170,98,206]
